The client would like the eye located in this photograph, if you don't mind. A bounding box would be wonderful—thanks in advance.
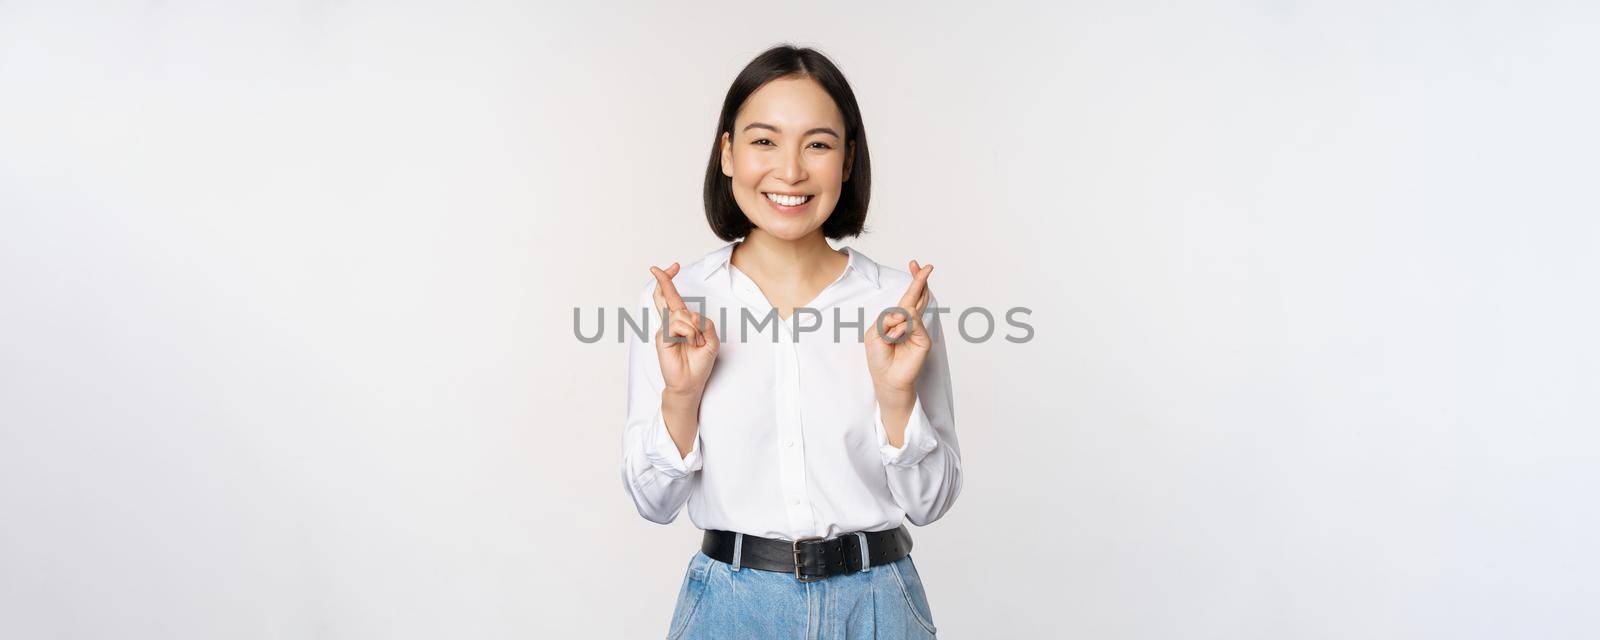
[751,138,775,146]
[808,141,833,150]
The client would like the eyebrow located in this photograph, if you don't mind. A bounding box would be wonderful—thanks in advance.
[742,122,841,139]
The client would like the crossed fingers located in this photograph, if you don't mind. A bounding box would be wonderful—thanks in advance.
[650,262,712,347]
[881,260,932,341]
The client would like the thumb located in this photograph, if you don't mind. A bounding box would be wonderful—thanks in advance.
[699,315,720,349]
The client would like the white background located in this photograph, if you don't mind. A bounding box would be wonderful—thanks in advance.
[3,1,1597,638]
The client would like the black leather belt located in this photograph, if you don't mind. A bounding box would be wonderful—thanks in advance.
[701,526,913,582]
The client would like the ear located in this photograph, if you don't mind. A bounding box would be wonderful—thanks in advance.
[842,140,856,182]
[720,132,734,178]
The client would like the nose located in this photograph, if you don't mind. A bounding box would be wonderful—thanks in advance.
[776,146,807,184]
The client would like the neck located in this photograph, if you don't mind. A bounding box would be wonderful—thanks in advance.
[732,229,845,283]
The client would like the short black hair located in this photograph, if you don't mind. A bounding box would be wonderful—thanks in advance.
[703,45,872,241]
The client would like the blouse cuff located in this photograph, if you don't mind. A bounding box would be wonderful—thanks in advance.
[876,394,940,467]
[644,408,703,478]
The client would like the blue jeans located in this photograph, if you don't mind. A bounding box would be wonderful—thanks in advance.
[665,547,939,639]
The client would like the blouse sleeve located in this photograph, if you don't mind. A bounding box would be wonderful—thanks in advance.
[873,292,965,526]
[620,281,703,524]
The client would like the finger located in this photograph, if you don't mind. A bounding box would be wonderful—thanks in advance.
[649,262,681,307]
[871,316,901,345]
[649,263,688,312]
[683,311,708,347]
[881,308,909,338]
[914,266,935,324]
[685,311,712,346]
[650,262,681,307]
[898,260,932,310]
[699,315,720,349]
[908,288,933,337]
[879,311,907,336]
[666,316,700,346]
[675,308,713,347]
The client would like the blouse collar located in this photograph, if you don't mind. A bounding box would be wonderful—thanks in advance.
[700,239,881,290]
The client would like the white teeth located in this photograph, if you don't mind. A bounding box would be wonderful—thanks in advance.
[765,192,811,207]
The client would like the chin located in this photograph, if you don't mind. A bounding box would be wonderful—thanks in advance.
[741,199,834,241]
[753,220,819,241]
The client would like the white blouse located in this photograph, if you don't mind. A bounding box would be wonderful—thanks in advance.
[620,240,964,541]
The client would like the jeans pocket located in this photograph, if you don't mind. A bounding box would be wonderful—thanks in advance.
[888,555,938,635]
[667,552,714,640]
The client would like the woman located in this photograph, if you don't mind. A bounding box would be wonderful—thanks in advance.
[621,45,963,639]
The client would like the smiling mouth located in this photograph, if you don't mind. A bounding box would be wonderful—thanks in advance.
[764,192,813,207]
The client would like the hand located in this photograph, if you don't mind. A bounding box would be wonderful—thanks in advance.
[866,260,933,394]
[650,262,720,398]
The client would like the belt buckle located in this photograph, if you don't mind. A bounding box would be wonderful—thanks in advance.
[791,536,826,583]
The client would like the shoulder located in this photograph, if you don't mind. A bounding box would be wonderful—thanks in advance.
[857,248,934,292]
[871,255,913,289]
[847,246,939,303]
[632,241,739,302]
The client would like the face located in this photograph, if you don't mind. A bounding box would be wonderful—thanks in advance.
[720,76,855,241]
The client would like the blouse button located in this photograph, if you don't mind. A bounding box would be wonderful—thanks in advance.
[784,440,794,448]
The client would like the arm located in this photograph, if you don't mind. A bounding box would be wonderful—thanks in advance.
[875,294,964,526]
[619,281,707,524]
